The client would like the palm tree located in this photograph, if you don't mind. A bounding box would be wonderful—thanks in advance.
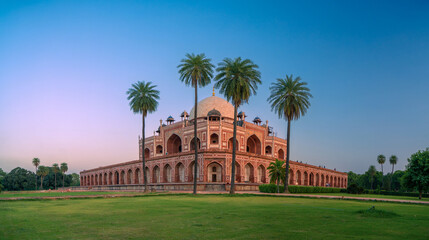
[214,57,261,194]
[32,157,40,190]
[268,75,312,193]
[268,159,286,193]
[389,155,397,175]
[52,163,59,189]
[377,154,386,175]
[60,163,68,187]
[127,81,160,192]
[37,166,49,190]
[368,165,377,190]
[178,53,214,195]
[389,155,398,190]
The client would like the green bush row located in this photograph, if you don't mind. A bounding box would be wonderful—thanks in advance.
[259,184,341,193]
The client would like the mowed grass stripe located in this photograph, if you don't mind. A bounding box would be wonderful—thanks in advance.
[1,195,428,239]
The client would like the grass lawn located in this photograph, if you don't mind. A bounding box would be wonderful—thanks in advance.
[0,191,143,198]
[1,195,429,239]
[294,192,429,201]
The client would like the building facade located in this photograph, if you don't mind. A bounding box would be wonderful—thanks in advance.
[80,95,347,191]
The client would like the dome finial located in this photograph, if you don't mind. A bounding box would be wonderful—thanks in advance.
[212,87,215,96]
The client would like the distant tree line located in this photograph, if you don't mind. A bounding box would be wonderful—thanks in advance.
[0,166,80,191]
[347,148,429,199]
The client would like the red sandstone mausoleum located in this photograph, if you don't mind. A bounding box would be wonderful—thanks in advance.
[80,94,347,191]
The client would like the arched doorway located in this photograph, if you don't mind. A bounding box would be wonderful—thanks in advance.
[104,173,107,185]
[257,165,266,183]
[207,162,222,182]
[144,148,150,159]
[234,162,241,182]
[167,134,182,154]
[175,162,185,182]
[190,137,201,151]
[156,145,163,154]
[289,169,295,185]
[120,170,125,184]
[188,161,195,182]
[210,133,219,145]
[127,169,132,184]
[309,172,314,186]
[246,135,261,154]
[296,170,302,185]
[153,166,160,183]
[98,174,102,185]
[304,172,308,185]
[115,171,119,185]
[244,163,254,183]
[316,173,320,186]
[265,145,272,155]
[163,164,172,183]
[228,137,239,151]
[145,167,150,183]
[321,174,325,187]
[109,172,113,185]
[134,168,141,184]
[330,176,333,187]
[278,149,285,159]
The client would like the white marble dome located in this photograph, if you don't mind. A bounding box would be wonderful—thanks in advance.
[189,96,234,119]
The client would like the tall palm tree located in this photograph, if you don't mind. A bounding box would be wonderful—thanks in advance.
[32,157,40,190]
[268,159,286,193]
[60,163,68,187]
[52,163,59,189]
[389,155,397,175]
[389,155,398,190]
[214,57,261,194]
[268,75,312,193]
[37,166,49,190]
[178,53,214,195]
[127,81,160,192]
[377,154,386,175]
[368,165,377,190]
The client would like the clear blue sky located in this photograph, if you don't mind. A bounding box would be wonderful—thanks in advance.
[0,0,428,174]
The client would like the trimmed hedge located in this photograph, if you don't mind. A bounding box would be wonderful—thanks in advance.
[259,184,341,193]
[378,190,429,198]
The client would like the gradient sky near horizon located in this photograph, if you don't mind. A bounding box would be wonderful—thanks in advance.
[1,1,428,174]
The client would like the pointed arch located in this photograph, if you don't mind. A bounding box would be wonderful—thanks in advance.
[167,134,182,154]
[207,162,222,182]
[134,168,141,184]
[152,166,160,183]
[144,148,150,159]
[210,133,219,144]
[163,164,172,183]
[257,165,266,183]
[244,163,255,182]
[228,137,239,151]
[190,137,201,151]
[175,162,185,182]
[265,145,272,155]
[246,134,261,154]
[278,149,285,160]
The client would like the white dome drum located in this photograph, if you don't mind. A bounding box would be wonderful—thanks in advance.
[189,96,234,119]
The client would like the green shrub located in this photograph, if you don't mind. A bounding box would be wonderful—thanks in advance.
[259,184,341,194]
[259,184,284,193]
[347,183,364,194]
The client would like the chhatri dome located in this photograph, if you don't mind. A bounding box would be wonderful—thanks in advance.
[189,95,234,120]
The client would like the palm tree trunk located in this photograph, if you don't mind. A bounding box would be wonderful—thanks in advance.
[63,173,65,188]
[277,176,280,193]
[54,173,57,190]
[284,118,291,193]
[40,176,43,189]
[35,167,38,190]
[142,114,148,192]
[230,105,238,194]
[193,84,198,195]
